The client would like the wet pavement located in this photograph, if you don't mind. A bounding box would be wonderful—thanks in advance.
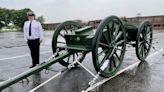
[0,31,164,92]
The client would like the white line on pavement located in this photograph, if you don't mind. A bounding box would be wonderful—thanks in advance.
[0,51,51,61]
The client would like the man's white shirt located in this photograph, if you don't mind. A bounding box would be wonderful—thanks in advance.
[23,20,44,42]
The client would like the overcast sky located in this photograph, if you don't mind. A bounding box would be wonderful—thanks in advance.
[0,0,164,23]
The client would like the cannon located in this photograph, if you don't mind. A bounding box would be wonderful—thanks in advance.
[0,15,153,91]
[52,15,153,77]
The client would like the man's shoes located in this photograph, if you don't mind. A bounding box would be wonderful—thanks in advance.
[29,65,36,68]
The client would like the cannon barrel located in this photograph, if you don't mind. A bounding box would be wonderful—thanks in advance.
[0,52,72,91]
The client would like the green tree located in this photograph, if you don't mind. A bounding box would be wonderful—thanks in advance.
[0,7,45,30]
[0,7,31,29]
[11,8,31,28]
[36,16,45,23]
[0,7,12,29]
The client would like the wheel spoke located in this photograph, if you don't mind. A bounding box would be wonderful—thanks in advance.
[145,42,151,49]
[140,49,143,57]
[139,44,144,55]
[140,41,144,45]
[108,22,115,40]
[115,31,123,41]
[63,26,68,33]
[140,47,143,57]
[98,49,108,56]
[112,56,117,68]
[75,53,79,57]
[99,50,111,66]
[106,25,110,31]
[146,30,152,38]
[114,51,121,61]
[142,44,145,57]
[114,24,120,36]
[106,25,113,42]
[115,47,124,51]
[69,24,72,29]
[67,56,70,63]
[73,54,75,61]
[59,33,65,38]
[116,40,125,45]
[57,41,65,44]
[111,22,115,31]
[147,30,151,36]
[143,26,147,36]
[145,35,151,41]
[143,50,145,57]
[145,41,151,46]
[109,59,112,71]
[146,26,150,33]
[102,32,110,44]
[139,33,144,40]
[144,45,148,54]
[99,42,113,48]
[138,43,142,51]
[108,56,117,71]
[146,31,152,41]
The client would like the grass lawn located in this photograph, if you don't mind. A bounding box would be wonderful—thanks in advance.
[0,30,22,32]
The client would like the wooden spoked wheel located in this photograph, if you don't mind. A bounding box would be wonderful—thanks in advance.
[52,21,85,67]
[92,16,126,77]
[136,20,153,61]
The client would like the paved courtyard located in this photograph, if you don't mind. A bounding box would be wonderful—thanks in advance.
[0,31,164,92]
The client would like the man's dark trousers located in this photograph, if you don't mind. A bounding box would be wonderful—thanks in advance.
[27,38,40,66]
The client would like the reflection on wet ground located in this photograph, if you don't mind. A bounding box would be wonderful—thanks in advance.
[27,61,152,92]
[97,61,150,92]
[50,67,91,92]
[31,73,42,91]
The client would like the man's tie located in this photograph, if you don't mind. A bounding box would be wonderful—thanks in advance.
[29,21,32,36]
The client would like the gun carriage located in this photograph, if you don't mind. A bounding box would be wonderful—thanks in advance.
[0,15,153,91]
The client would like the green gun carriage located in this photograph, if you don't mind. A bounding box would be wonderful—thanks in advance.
[0,15,153,91]
[52,15,153,77]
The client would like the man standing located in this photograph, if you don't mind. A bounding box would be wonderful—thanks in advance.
[23,11,44,68]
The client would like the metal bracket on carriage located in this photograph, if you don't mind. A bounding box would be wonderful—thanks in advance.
[40,48,60,67]
[88,60,110,86]
[67,60,76,69]
[50,48,60,60]
[88,72,100,86]
[67,54,83,69]
[42,48,60,65]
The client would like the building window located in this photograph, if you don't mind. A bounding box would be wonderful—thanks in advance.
[154,25,157,27]
[162,24,164,27]
[154,24,161,27]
